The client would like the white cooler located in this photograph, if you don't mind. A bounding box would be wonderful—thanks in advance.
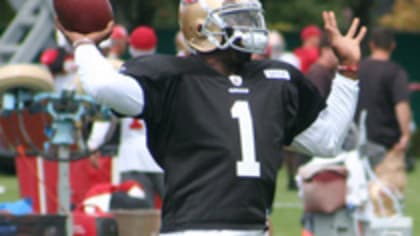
[363,216,412,236]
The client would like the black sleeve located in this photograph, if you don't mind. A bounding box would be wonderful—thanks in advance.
[391,68,410,105]
[283,66,326,145]
[117,55,180,123]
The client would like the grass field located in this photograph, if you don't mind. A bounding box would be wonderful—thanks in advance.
[0,174,19,202]
[0,161,419,235]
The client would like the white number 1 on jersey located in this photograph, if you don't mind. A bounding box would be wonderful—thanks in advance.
[231,101,261,178]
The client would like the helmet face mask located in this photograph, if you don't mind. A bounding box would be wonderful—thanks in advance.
[180,0,269,54]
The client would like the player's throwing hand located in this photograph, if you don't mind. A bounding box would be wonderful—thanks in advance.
[323,11,367,69]
[56,18,114,46]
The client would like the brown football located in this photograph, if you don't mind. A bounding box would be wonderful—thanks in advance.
[54,0,114,34]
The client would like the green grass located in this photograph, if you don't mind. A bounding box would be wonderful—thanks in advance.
[0,161,419,235]
[0,174,19,202]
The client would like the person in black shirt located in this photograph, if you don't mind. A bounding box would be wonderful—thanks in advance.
[307,34,339,98]
[57,1,366,234]
[356,28,411,193]
[357,28,411,152]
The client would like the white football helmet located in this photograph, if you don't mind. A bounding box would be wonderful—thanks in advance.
[179,0,269,54]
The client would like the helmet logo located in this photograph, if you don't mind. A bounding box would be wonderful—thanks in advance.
[181,0,198,5]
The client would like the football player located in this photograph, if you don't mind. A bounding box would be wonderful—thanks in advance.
[56,0,366,235]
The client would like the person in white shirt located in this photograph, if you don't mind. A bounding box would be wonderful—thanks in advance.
[88,25,164,208]
[88,118,164,208]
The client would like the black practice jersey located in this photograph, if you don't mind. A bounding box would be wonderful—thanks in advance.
[120,55,325,232]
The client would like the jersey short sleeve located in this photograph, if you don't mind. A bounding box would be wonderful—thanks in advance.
[282,64,326,145]
[119,55,182,122]
[391,67,410,105]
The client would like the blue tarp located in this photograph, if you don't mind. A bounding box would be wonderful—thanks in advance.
[0,198,32,216]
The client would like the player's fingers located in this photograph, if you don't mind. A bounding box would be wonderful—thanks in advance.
[100,21,114,35]
[346,18,360,38]
[329,11,338,29]
[87,21,114,43]
[356,26,368,43]
[323,11,338,36]
[101,21,114,37]
[324,11,334,29]
[54,17,65,32]
[322,11,330,28]
[324,25,334,35]
[106,21,115,30]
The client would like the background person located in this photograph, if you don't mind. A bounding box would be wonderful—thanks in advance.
[128,26,158,58]
[40,47,78,92]
[100,24,129,59]
[88,25,164,208]
[294,25,322,73]
[268,31,301,69]
[356,28,412,194]
[307,34,339,98]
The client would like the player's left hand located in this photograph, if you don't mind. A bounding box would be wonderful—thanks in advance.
[323,11,367,66]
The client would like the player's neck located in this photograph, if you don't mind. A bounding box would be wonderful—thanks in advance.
[370,50,391,61]
[200,50,250,76]
[203,56,234,76]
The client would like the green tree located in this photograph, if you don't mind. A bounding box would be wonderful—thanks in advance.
[380,0,420,32]
[110,0,349,30]
[348,0,375,28]
[264,0,345,30]
[110,0,159,30]
[0,1,14,30]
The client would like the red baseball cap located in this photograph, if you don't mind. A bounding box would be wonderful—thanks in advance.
[40,48,59,66]
[301,25,322,41]
[129,26,158,50]
[111,24,128,40]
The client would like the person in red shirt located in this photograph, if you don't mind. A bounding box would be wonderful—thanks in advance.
[294,25,322,73]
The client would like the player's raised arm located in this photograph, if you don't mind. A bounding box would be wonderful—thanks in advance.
[290,12,367,157]
[56,20,145,117]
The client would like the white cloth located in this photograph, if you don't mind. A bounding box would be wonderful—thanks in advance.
[83,92,162,172]
[278,52,301,69]
[88,118,163,173]
[87,121,112,151]
[344,151,368,206]
[160,230,264,236]
[117,118,163,173]
[297,150,369,207]
[76,44,358,158]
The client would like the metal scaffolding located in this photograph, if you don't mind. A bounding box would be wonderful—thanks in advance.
[0,0,54,64]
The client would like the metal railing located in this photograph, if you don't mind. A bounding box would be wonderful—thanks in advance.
[0,0,54,64]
